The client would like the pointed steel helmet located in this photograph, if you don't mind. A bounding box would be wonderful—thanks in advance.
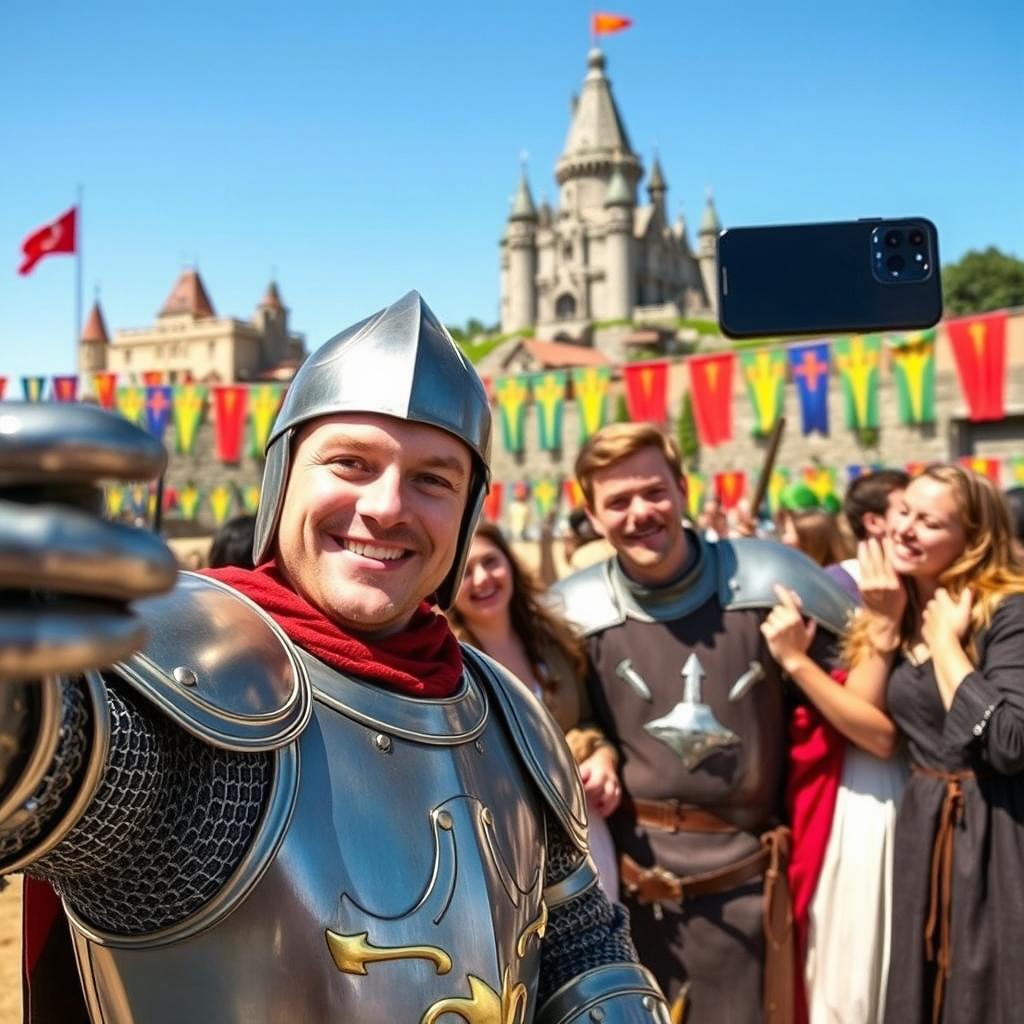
[253,290,492,609]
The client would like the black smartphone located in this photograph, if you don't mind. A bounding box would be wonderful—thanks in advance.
[716,217,942,338]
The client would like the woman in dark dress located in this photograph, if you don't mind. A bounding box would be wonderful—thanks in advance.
[762,464,1024,1024]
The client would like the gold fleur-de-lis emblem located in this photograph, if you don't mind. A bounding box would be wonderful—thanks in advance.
[420,967,528,1024]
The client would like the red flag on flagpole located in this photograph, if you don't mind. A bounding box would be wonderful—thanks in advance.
[592,12,633,35]
[19,207,77,275]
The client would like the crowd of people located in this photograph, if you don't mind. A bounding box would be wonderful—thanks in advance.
[2,291,1023,1024]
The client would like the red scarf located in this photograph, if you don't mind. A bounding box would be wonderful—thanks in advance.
[202,562,463,698]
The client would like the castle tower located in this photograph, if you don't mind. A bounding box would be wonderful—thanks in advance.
[604,164,635,322]
[78,299,110,381]
[502,168,539,333]
[698,189,721,316]
[253,280,289,364]
[647,154,667,223]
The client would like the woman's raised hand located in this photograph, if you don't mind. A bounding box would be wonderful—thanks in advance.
[761,585,817,671]
[858,537,907,652]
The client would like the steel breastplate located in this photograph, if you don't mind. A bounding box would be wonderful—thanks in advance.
[68,653,548,1023]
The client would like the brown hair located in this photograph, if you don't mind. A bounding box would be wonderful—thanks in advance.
[780,509,854,567]
[843,469,910,541]
[574,422,683,508]
[845,463,1024,665]
[447,521,587,686]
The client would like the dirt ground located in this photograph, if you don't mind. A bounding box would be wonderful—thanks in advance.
[0,876,22,1024]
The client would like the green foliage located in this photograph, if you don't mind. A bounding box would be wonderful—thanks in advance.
[591,318,633,329]
[624,346,663,362]
[943,247,1024,316]
[675,317,721,337]
[676,390,700,468]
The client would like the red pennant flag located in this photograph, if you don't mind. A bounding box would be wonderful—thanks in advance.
[688,353,735,446]
[142,371,165,386]
[212,385,249,463]
[905,461,928,478]
[623,361,670,424]
[51,375,78,403]
[483,481,504,524]
[715,470,747,509]
[563,478,585,510]
[19,207,77,275]
[960,456,1001,485]
[592,12,633,35]
[0,377,6,400]
[946,311,1007,422]
[92,372,118,409]
[480,375,495,404]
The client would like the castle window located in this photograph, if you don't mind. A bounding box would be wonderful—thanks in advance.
[555,293,577,320]
[563,241,573,262]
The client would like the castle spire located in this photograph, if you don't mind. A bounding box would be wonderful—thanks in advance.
[699,187,721,235]
[509,160,538,222]
[159,267,216,319]
[80,300,110,345]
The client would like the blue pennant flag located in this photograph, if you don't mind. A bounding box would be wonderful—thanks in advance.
[788,341,830,436]
[144,385,174,439]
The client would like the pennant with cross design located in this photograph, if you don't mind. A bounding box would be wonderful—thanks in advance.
[888,329,936,424]
[529,371,566,451]
[740,349,785,436]
[572,367,612,442]
[495,375,529,454]
[173,384,207,454]
[834,335,881,429]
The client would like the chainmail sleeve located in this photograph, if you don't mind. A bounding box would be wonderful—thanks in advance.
[537,810,638,1005]
[1,675,272,935]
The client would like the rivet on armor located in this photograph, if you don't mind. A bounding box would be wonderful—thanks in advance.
[437,810,454,830]
[589,1008,606,1022]
[373,733,392,753]
[23,798,39,815]
[475,739,485,754]
[172,666,198,687]
[481,807,494,826]
[729,578,741,592]
[642,995,656,1011]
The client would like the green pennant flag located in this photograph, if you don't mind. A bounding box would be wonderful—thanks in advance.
[178,483,203,521]
[208,483,234,526]
[495,375,530,454]
[1008,456,1024,488]
[115,385,146,426]
[888,329,936,424]
[767,467,791,516]
[834,335,881,429]
[571,366,612,442]
[241,483,261,514]
[740,348,786,436]
[249,384,284,457]
[172,384,207,454]
[685,471,706,521]
[533,476,559,520]
[529,371,567,451]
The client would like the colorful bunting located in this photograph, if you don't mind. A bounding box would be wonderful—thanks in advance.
[788,342,830,436]
[714,470,746,510]
[906,461,929,478]
[105,486,126,519]
[847,464,881,482]
[212,385,248,463]
[127,484,149,519]
[960,456,1001,485]
[572,367,612,442]
[208,483,235,526]
[22,376,46,402]
[116,385,146,425]
[92,372,118,410]
[495,375,529,454]
[0,377,5,400]
[530,371,567,451]
[249,384,284,457]
[171,384,206,454]
[483,481,504,523]
[740,349,786,436]
[834,335,881,429]
[1009,457,1024,488]
[533,477,559,520]
[241,483,261,514]
[685,471,706,521]
[142,371,165,386]
[623,360,670,425]
[688,353,734,446]
[52,375,78,403]
[144,385,173,439]
[802,465,838,502]
[947,311,1007,422]
[888,329,936,424]
[767,468,792,516]
[564,477,585,511]
[179,483,202,520]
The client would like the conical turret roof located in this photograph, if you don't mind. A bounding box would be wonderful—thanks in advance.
[259,280,284,310]
[509,170,538,222]
[80,300,109,345]
[699,190,721,234]
[647,155,667,193]
[159,268,216,319]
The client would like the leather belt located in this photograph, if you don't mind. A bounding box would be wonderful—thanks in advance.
[620,796,740,834]
[620,843,768,904]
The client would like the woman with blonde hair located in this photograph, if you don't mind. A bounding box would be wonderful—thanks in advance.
[761,463,1024,1023]
[449,521,621,894]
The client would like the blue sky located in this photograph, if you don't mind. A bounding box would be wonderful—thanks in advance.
[2,0,1021,379]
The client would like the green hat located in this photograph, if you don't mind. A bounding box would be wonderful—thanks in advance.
[778,482,820,512]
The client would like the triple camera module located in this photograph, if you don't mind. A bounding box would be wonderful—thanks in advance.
[871,223,933,285]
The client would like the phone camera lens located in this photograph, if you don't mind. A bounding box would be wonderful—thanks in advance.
[908,229,925,246]
[886,254,906,273]
[885,231,902,248]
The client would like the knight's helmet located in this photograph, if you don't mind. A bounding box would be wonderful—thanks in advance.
[253,290,492,608]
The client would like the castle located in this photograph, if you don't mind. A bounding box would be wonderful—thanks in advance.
[498,48,720,347]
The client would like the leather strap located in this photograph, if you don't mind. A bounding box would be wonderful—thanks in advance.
[620,844,769,904]
[914,765,974,1024]
[620,796,740,834]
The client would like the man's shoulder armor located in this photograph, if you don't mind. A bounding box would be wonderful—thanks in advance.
[715,538,856,635]
[462,645,589,853]
[113,571,312,751]
[548,560,622,637]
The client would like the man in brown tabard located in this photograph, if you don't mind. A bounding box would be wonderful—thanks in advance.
[552,423,854,1023]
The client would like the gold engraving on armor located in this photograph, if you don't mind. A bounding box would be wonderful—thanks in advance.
[325,929,453,976]
[420,967,528,1024]
[515,900,548,958]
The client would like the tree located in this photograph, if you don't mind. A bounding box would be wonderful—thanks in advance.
[942,247,1024,316]
[676,390,700,469]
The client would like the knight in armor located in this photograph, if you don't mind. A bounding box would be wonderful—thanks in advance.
[550,422,856,1023]
[0,291,670,1023]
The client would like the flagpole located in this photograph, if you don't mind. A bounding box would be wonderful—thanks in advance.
[75,184,83,363]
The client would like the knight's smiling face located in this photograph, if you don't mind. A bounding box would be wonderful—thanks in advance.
[275,413,471,636]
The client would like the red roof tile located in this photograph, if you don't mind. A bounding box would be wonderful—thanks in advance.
[80,301,109,345]
[159,268,216,319]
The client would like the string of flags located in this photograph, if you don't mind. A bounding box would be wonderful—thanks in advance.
[106,478,262,527]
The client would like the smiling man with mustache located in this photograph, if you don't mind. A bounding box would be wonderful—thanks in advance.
[0,292,669,1023]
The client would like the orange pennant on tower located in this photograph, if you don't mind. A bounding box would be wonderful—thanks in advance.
[592,12,633,35]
